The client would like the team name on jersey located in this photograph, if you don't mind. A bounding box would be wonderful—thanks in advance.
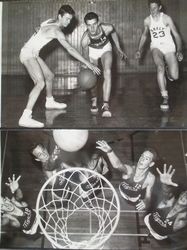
[23,207,32,228]
[150,27,165,32]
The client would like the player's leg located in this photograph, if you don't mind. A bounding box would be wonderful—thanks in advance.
[37,57,67,110]
[101,51,113,117]
[89,57,99,114]
[164,52,179,81]
[19,57,46,127]
[152,48,169,110]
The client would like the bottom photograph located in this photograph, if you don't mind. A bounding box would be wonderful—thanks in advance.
[1,130,187,250]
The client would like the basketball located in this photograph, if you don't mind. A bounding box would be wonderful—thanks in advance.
[77,68,97,90]
[53,129,89,152]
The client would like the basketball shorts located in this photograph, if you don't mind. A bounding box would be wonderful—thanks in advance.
[20,47,39,63]
[89,42,112,61]
[150,41,176,55]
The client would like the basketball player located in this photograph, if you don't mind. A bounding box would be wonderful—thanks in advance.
[135,0,183,111]
[19,5,100,128]
[144,165,187,240]
[1,174,39,235]
[79,151,110,200]
[96,140,156,211]
[81,12,127,117]
[31,143,71,200]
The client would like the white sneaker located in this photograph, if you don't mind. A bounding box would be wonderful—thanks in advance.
[101,104,112,117]
[45,99,67,110]
[19,115,44,128]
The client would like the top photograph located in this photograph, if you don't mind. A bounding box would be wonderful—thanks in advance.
[1,0,187,129]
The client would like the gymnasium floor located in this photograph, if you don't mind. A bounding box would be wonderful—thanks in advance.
[1,130,187,250]
[2,73,187,129]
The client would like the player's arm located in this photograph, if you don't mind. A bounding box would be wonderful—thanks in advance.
[96,140,130,175]
[136,174,155,211]
[166,15,183,61]
[135,18,150,59]
[81,32,90,62]
[55,29,100,75]
[104,24,127,60]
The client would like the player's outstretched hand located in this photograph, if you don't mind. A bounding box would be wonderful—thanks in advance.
[96,140,112,153]
[176,51,183,62]
[5,174,21,194]
[156,164,178,187]
[86,62,101,75]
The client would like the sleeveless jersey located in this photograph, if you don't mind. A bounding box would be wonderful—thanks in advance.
[120,167,149,199]
[148,207,177,236]
[88,25,110,49]
[23,19,58,55]
[8,203,36,232]
[149,13,174,47]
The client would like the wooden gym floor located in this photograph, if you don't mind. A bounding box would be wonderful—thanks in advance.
[1,130,187,250]
[2,73,187,129]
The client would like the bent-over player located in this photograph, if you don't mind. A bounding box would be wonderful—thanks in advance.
[81,12,127,117]
[19,5,100,128]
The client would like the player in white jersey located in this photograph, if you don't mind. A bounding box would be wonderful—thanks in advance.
[135,0,183,111]
[19,5,100,128]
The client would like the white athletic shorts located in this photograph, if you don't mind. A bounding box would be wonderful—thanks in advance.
[150,41,176,55]
[89,42,112,61]
[20,47,39,63]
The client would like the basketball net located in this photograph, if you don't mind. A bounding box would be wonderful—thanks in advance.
[36,168,120,249]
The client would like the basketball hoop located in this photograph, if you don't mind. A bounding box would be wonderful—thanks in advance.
[36,168,120,249]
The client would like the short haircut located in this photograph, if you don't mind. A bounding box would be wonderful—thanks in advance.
[84,12,99,24]
[58,5,75,17]
[143,148,157,162]
[30,143,45,154]
[148,0,161,6]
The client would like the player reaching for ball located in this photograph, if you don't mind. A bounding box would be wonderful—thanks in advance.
[18,5,100,128]
[135,0,183,111]
[81,12,127,117]
[1,175,39,236]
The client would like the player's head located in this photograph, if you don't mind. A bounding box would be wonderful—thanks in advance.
[1,196,14,213]
[177,191,187,207]
[148,0,162,15]
[137,149,156,170]
[84,12,99,35]
[87,152,100,170]
[31,144,49,163]
[58,5,75,28]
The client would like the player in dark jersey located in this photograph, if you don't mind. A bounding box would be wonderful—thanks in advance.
[1,175,39,235]
[135,0,183,111]
[81,12,127,117]
[144,164,187,240]
[31,143,72,199]
[96,140,156,211]
[79,150,110,201]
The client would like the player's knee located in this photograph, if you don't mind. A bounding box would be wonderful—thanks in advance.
[157,65,165,73]
[103,69,111,79]
[46,72,55,82]
[35,80,45,90]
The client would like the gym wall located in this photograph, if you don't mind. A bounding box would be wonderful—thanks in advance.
[2,0,186,75]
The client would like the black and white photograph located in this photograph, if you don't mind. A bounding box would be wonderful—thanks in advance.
[1,130,187,249]
[1,0,187,128]
[1,0,187,250]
